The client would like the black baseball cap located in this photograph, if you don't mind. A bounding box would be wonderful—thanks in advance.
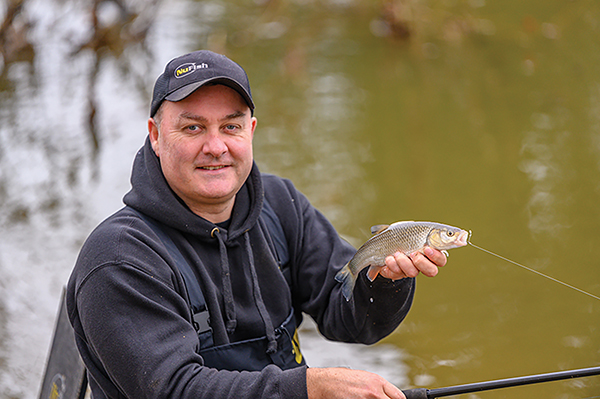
[150,50,255,117]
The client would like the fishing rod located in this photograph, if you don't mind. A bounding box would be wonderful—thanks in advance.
[401,366,600,398]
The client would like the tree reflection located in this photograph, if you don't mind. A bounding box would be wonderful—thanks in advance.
[0,0,34,83]
[70,0,157,160]
[0,0,156,224]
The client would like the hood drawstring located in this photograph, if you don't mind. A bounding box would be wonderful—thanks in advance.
[211,227,237,334]
[212,227,278,354]
[244,233,278,354]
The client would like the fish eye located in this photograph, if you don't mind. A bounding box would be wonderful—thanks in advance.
[446,231,454,237]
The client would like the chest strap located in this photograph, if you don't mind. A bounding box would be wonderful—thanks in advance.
[132,210,213,337]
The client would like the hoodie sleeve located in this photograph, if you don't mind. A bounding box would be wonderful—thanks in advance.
[264,176,416,344]
[67,213,308,399]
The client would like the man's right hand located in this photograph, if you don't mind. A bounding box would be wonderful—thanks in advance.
[306,367,406,399]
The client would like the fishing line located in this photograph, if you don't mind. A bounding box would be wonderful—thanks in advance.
[467,233,600,302]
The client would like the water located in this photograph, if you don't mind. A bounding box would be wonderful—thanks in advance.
[1,0,600,397]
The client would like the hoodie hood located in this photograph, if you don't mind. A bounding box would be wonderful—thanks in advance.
[123,136,264,240]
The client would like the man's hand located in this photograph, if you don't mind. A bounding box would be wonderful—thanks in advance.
[379,247,447,280]
[307,367,405,399]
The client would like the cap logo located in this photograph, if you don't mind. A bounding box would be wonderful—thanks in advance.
[174,62,209,79]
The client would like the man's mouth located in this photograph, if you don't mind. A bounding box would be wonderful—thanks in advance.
[199,165,227,170]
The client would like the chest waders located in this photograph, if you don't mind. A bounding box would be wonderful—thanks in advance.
[133,200,305,372]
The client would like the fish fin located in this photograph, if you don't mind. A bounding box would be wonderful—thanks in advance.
[366,265,383,282]
[370,224,390,235]
[335,263,356,301]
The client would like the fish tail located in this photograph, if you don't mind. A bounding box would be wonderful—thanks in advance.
[335,263,356,301]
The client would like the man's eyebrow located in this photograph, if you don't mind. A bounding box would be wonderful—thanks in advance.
[177,112,207,123]
[222,110,247,120]
[177,110,247,123]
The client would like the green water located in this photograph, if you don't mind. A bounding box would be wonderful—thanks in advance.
[238,1,600,396]
[1,0,599,397]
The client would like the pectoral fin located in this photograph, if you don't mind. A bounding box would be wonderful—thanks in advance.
[366,265,383,282]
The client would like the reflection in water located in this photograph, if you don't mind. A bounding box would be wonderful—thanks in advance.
[256,70,373,239]
[519,121,571,236]
[370,0,496,44]
[0,0,35,79]
[299,319,409,387]
[70,0,157,164]
[0,0,155,223]
[0,1,156,396]
[591,83,600,182]
[250,18,375,241]
[0,1,391,396]
[1,0,600,397]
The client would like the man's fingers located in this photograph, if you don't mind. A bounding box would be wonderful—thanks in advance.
[383,381,406,399]
[382,252,417,279]
[408,251,439,277]
[423,247,447,267]
[381,248,448,279]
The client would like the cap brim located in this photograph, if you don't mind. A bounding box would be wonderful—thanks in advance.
[165,77,255,110]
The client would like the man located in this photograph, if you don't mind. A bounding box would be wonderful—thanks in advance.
[67,50,447,399]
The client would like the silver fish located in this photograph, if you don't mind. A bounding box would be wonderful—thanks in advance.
[335,221,469,300]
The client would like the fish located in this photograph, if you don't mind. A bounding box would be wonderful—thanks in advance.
[335,221,469,300]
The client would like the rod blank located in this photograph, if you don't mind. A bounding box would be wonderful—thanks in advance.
[402,366,600,398]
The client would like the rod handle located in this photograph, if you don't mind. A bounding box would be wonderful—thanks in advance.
[402,388,429,399]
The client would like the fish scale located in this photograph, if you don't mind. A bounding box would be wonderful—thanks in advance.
[335,221,469,300]
[350,222,436,269]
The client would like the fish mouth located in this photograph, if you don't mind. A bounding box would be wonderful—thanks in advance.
[455,230,469,247]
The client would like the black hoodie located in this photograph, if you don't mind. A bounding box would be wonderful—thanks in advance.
[66,137,416,399]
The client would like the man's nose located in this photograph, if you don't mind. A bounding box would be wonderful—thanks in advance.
[202,131,227,157]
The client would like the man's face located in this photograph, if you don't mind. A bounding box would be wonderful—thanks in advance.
[149,84,256,221]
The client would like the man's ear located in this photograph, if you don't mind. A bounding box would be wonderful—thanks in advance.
[148,118,160,157]
[250,116,257,139]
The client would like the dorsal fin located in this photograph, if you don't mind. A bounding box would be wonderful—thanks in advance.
[370,224,390,235]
